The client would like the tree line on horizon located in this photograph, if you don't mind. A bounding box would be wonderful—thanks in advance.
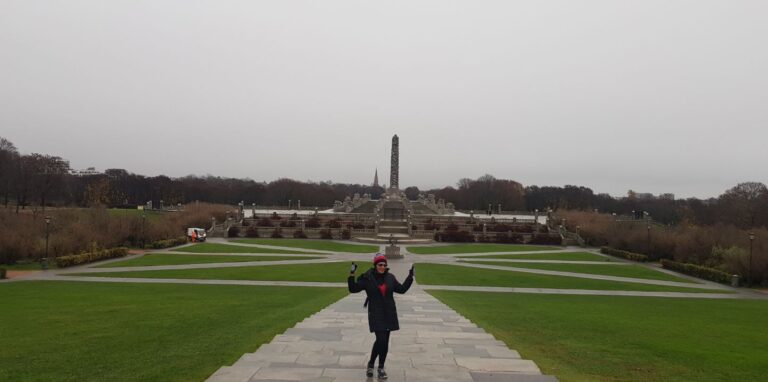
[1,137,766,230]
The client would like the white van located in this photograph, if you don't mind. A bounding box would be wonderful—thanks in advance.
[187,228,207,242]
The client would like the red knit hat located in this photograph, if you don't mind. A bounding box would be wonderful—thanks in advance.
[373,254,387,265]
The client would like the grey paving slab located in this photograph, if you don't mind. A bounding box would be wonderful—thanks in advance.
[207,287,557,382]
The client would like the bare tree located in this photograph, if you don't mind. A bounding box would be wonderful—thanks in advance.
[718,182,768,228]
[27,153,70,212]
[0,137,19,207]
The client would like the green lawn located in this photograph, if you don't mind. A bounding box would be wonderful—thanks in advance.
[461,252,612,262]
[0,281,345,382]
[233,238,379,253]
[416,263,725,293]
[0,262,57,270]
[407,244,559,255]
[429,291,768,381]
[69,262,361,283]
[460,261,697,283]
[175,243,314,254]
[92,254,323,268]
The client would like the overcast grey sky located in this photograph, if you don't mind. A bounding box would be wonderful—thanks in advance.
[1,1,766,199]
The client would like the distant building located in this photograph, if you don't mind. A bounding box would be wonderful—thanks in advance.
[70,167,102,176]
[659,193,675,201]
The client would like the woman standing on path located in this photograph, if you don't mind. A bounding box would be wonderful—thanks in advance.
[348,254,414,380]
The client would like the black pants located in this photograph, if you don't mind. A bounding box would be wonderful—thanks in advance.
[368,330,390,368]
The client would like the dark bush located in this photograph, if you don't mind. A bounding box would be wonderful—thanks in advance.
[320,229,334,239]
[600,246,648,262]
[257,217,273,227]
[147,236,188,249]
[514,225,534,233]
[270,212,282,220]
[529,234,562,245]
[496,232,524,244]
[271,228,283,238]
[293,230,307,239]
[493,224,512,232]
[327,218,341,228]
[245,225,259,238]
[661,259,732,284]
[241,220,250,227]
[55,247,128,268]
[227,226,240,238]
[306,217,321,228]
[0,268,6,279]
[341,229,351,240]
[437,230,474,243]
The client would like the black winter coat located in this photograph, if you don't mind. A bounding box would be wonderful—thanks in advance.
[348,268,413,332]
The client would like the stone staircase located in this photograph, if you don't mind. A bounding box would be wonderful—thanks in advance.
[378,220,410,235]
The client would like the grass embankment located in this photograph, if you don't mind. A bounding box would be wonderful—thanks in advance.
[429,291,768,381]
[460,261,696,283]
[407,244,558,255]
[234,238,379,253]
[93,254,323,268]
[175,243,314,254]
[462,252,611,262]
[0,281,345,382]
[416,264,725,293]
[69,262,355,283]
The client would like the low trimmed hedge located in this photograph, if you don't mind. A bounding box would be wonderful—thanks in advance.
[55,247,128,268]
[600,246,648,262]
[660,259,732,285]
[528,234,562,245]
[146,236,187,249]
[0,268,6,279]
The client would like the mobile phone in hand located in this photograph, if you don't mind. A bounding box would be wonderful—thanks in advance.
[350,262,357,273]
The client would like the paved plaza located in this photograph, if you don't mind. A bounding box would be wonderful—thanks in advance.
[206,287,556,382]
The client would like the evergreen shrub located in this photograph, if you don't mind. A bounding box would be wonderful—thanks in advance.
[660,259,732,284]
[245,226,259,238]
[147,236,187,249]
[600,246,648,262]
[55,247,128,268]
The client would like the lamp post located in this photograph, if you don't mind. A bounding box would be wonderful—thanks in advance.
[748,232,755,286]
[647,223,651,253]
[43,216,51,270]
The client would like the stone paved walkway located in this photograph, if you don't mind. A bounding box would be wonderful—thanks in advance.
[207,286,557,382]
